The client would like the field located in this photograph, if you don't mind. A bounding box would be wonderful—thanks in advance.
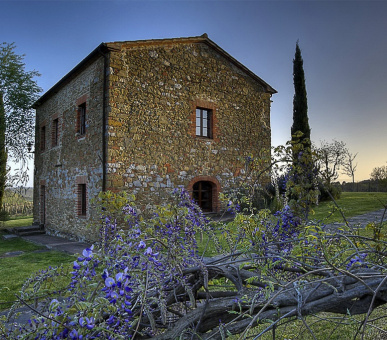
[311,191,387,223]
[1,189,33,217]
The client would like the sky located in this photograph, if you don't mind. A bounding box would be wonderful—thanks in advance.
[1,0,387,186]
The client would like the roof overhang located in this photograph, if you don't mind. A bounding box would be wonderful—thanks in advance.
[32,43,115,108]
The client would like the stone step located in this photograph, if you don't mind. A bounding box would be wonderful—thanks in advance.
[9,225,46,237]
[16,229,46,236]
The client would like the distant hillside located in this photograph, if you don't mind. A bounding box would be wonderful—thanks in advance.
[6,187,33,201]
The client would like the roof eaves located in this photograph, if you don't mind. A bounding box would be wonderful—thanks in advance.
[201,37,277,94]
[104,34,208,49]
[33,43,115,108]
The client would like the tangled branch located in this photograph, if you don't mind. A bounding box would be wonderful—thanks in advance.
[3,190,387,339]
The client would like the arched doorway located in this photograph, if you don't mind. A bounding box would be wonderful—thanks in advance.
[187,176,221,213]
[192,181,213,212]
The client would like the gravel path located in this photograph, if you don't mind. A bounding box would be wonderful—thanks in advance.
[324,208,386,230]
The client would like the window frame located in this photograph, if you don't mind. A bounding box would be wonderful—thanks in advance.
[51,118,59,147]
[40,125,46,151]
[195,107,212,138]
[191,99,217,141]
[192,181,213,212]
[187,176,221,213]
[77,183,87,217]
[77,102,87,136]
[40,184,46,225]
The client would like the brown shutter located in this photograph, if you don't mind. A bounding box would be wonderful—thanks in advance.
[76,107,80,133]
[40,126,46,151]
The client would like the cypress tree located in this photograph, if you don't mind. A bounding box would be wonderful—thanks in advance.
[288,42,317,219]
[291,42,310,146]
[0,92,7,209]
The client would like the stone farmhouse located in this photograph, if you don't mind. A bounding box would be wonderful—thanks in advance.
[32,34,276,241]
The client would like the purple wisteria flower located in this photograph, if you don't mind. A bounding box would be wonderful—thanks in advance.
[79,316,95,330]
[82,245,94,259]
[7,188,211,339]
[144,247,153,255]
[115,272,124,282]
[138,240,146,249]
[105,277,115,288]
[347,253,367,270]
[69,329,82,339]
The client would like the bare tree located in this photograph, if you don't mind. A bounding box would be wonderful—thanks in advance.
[316,140,347,185]
[342,150,358,191]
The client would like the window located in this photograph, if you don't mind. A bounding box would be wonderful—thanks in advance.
[196,108,212,138]
[40,125,46,151]
[191,100,216,140]
[77,103,86,136]
[52,118,59,147]
[77,184,87,216]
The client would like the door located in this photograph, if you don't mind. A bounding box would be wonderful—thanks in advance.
[192,181,213,212]
[40,185,46,226]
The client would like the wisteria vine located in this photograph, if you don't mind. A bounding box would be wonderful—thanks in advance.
[2,188,386,340]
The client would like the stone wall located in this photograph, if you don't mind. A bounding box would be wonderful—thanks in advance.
[33,37,273,241]
[106,41,272,210]
[33,57,105,241]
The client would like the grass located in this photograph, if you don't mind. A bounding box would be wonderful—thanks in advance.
[0,252,73,309]
[0,235,43,256]
[228,308,387,340]
[311,192,387,223]
[0,231,74,310]
[204,193,387,339]
[197,192,387,257]
[0,216,33,230]
[197,228,229,257]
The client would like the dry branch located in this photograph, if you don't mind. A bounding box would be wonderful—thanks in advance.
[132,250,387,339]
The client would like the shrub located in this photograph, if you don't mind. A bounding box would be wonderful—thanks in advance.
[318,183,342,201]
[262,175,287,212]
[0,209,9,222]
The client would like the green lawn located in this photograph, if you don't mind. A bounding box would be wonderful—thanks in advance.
[0,235,43,256]
[0,215,71,310]
[0,232,73,310]
[207,192,387,339]
[311,192,387,223]
[197,192,387,257]
[0,216,33,230]
[228,308,387,340]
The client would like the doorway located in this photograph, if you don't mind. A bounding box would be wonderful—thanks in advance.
[40,185,46,226]
[192,181,213,212]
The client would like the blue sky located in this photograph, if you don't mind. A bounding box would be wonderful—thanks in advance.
[2,0,387,184]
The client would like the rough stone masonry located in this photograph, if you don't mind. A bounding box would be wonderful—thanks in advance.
[33,34,276,241]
